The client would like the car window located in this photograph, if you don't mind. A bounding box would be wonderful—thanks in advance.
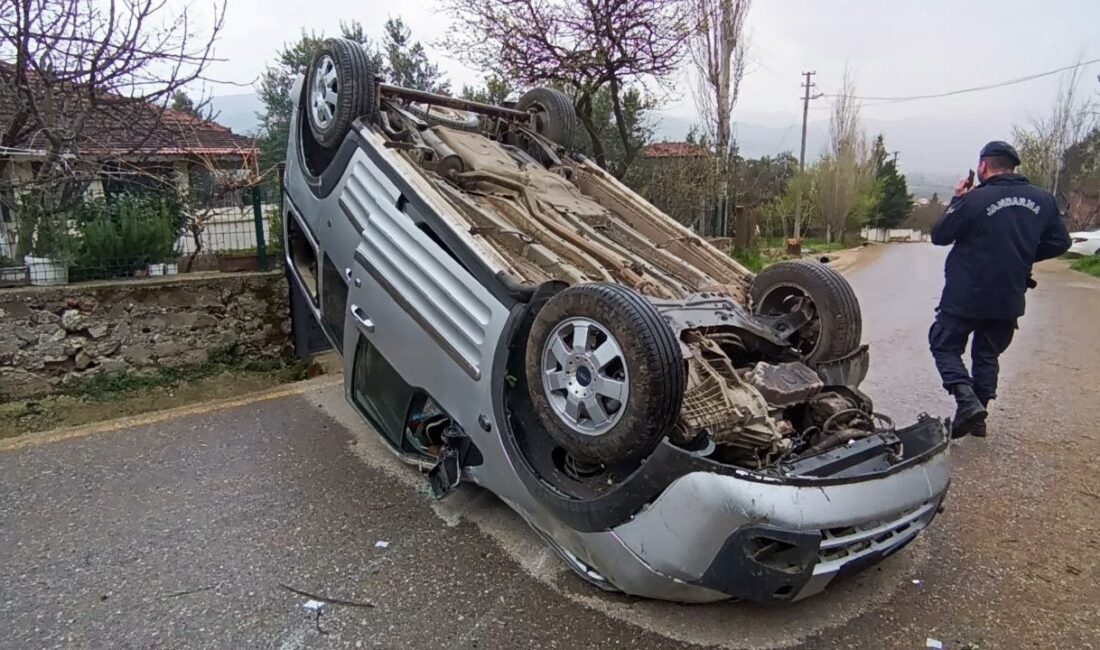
[351,335,415,443]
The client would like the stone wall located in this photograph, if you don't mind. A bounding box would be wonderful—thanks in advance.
[0,271,292,400]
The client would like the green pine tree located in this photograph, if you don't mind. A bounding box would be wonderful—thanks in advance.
[383,18,449,94]
[874,159,913,228]
[864,135,912,228]
[460,75,513,105]
[170,91,213,121]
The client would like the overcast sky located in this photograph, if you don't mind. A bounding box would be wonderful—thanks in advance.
[197,0,1100,172]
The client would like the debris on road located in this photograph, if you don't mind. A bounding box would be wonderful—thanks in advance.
[159,585,215,600]
[302,600,324,612]
[375,540,389,549]
[926,638,944,649]
[277,582,375,609]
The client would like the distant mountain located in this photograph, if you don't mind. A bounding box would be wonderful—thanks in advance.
[209,93,264,136]
[905,173,956,202]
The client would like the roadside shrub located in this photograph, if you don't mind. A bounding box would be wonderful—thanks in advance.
[15,193,79,262]
[74,194,181,277]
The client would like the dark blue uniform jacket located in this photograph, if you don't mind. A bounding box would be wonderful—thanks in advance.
[931,173,1071,320]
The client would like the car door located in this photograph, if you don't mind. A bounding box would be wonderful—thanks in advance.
[336,152,510,453]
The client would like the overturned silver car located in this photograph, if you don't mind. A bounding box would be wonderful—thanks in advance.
[282,39,951,604]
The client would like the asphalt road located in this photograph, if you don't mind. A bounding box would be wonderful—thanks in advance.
[2,244,1099,650]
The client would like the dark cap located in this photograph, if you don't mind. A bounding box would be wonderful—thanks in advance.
[979,141,1021,166]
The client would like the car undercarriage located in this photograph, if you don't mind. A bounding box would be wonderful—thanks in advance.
[365,91,890,475]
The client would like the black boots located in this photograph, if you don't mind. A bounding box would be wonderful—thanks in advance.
[950,384,987,439]
[971,396,991,437]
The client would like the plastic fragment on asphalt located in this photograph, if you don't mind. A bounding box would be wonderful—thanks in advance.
[912,579,923,585]
[375,540,389,549]
[926,639,944,649]
[303,600,324,612]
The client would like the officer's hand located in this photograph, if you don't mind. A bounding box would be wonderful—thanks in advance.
[954,176,973,198]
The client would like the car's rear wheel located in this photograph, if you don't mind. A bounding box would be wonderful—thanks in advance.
[516,87,576,149]
[306,38,376,149]
[751,260,862,364]
[525,283,685,465]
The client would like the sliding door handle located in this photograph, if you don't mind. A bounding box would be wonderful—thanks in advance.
[344,267,361,287]
[350,304,375,332]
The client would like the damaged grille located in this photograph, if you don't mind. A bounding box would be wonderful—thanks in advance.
[818,501,938,564]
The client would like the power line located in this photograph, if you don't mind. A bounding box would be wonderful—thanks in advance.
[770,123,796,154]
[821,55,1100,104]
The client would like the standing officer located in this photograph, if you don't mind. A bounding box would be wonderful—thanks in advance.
[929,141,1071,438]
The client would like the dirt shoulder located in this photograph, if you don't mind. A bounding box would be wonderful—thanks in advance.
[822,242,886,274]
[0,362,319,440]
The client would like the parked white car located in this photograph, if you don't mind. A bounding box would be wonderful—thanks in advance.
[1069,230,1100,257]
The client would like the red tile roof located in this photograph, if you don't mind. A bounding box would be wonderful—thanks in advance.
[0,63,255,159]
[642,141,711,159]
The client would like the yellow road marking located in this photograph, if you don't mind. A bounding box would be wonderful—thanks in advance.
[0,377,343,453]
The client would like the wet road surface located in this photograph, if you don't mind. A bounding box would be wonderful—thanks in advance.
[2,243,1098,649]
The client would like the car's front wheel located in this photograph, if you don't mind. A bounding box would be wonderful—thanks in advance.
[525,283,685,465]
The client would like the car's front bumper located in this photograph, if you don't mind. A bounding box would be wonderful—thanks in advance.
[577,428,951,604]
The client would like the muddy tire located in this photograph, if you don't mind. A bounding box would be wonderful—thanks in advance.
[751,260,862,364]
[516,87,576,148]
[306,38,377,149]
[407,103,481,131]
[525,283,685,465]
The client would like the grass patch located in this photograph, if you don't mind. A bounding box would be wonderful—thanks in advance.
[1070,255,1100,278]
[731,237,855,272]
[732,247,765,272]
[62,351,311,402]
[800,237,849,253]
[64,366,189,401]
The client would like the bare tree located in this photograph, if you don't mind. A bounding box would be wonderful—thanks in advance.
[0,0,226,219]
[442,0,691,177]
[816,69,871,242]
[1012,59,1098,198]
[689,0,751,167]
[179,145,265,272]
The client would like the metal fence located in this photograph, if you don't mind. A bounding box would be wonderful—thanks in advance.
[0,181,281,287]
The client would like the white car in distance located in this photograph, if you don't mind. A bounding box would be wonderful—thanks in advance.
[1069,230,1100,257]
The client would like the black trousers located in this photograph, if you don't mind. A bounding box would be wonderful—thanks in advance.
[928,311,1017,403]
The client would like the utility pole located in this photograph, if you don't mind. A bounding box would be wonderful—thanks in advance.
[794,71,821,244]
